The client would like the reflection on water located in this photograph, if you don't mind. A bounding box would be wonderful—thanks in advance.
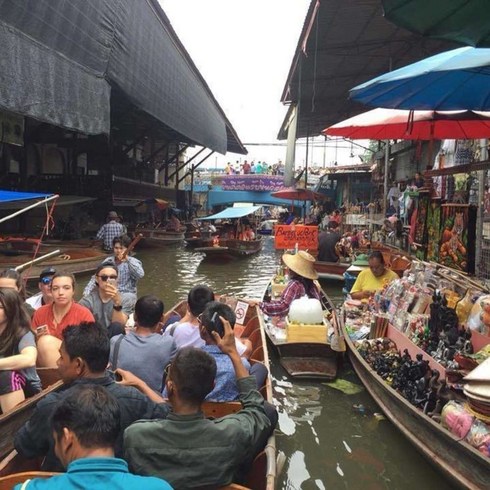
[78,237,454,489]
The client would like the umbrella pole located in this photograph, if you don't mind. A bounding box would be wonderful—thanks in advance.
[383,140,389,216]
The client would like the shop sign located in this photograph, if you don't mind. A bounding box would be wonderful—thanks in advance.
[274,225,318,250]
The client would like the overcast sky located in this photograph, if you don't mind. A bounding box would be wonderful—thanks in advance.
[160,0,363,167]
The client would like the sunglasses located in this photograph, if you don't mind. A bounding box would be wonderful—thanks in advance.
[97,275,118,282]
[40,277,53,285]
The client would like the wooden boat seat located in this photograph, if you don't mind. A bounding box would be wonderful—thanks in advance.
[36,368,61,389]
[202,401,241,418]
[0,471,61,489]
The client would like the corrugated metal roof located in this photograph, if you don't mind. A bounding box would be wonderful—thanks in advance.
[278,0,455,140]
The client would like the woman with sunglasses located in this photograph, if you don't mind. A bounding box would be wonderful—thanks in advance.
[32,273,95,367]
[0,287,41,413]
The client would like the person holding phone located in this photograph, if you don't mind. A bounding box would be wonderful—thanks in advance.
[80,263,132,338]
[32,273,94,367]
[83,235,144,310]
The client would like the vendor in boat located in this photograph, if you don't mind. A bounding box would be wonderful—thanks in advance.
[165,211,181,231]
[349,251,399,300]
[257,251,321,317]
[96,211,125,252]
[32,273,95,367]
[318,221,341,262]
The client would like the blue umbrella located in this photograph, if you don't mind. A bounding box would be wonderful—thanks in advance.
[350,47,490,110]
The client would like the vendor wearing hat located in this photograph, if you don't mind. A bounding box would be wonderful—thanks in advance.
[96,211,125,252]
[350,251,398,300]
[26,267,56,311]
[257,251,321,317]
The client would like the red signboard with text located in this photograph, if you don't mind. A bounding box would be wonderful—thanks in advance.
[274,224,318,251]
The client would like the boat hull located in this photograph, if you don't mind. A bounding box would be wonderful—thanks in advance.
[341,321,490,490]
[259,281,340,379]
[0,248,109,281]
[196,238,263,259]
[314,260,349,281]
[136,228,185,247]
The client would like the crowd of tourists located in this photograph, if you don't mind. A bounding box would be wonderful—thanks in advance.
[0,213,278,488]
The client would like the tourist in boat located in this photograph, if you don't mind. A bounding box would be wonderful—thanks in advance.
[83,235,145,309]
[197,301,269,402]
[110,295,176,393]
[32,273,95,367]
[14,385,172,490]
[25,267,56,310]
[318,221,342,263]
[163,285,251,357]
[96,211,125,252]
[123,318,272,489]
[162,284,215,348]
[0,268,34,316]
[257,251,321,317]
[79,263,132,338]
[14,322,170,472]
[349,251,399,300]
[0,288,41,413]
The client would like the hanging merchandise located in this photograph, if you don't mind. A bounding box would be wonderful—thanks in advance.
[439,204,477,273]
[426,201,442,263]
[413,193,430,260]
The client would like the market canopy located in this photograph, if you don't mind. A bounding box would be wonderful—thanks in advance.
[0,190,53,203]
[382,0,490,48]
[0,0,245,154]
[323,108,490,140]
[277,0,454,139]
[199,206,263,221]
[349,47,490,111]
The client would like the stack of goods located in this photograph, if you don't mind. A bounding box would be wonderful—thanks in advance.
[464,358,490,421]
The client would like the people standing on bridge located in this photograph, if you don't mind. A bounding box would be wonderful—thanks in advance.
[96,211,125,252]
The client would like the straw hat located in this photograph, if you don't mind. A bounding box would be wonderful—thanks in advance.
[282,251,318,280]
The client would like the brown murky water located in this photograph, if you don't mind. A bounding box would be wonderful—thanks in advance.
[78,237,453,490]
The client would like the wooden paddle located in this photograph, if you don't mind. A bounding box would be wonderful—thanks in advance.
[121,234,143,260]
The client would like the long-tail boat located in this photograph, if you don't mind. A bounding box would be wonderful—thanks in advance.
[339,263,490,489]
[258,279,340,379]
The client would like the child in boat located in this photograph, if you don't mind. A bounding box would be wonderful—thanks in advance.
[0,288,41,413]
[257,251,321,318]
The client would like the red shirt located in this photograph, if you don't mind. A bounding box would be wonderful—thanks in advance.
[32,302,95,339]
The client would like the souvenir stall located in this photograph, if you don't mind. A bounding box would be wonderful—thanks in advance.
[343,260,490,459]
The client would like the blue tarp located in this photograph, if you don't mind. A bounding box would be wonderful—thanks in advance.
[199,205,262,220]
[0,190,53,203]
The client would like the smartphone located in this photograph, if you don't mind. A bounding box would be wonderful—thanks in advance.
[107,278,117,287]
[210,312,224,337]
[108,369,122,382]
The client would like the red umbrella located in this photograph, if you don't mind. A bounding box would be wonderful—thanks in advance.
[271,187,325,201]
[323,108,490,140]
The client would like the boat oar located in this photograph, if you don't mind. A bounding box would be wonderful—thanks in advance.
[14,249,62,272]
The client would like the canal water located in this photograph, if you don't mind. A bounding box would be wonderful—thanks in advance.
[79,237,453,490]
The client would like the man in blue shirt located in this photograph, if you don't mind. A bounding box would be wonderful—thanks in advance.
[14,385,172,490]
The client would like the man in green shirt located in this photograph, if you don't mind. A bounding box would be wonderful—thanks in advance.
[123,317,272,489]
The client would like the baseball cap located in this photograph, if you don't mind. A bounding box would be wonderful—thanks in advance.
[39,267,56,280]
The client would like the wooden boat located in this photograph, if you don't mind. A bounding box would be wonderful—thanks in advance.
[166,295,277,490]
[196,237,263,260]
[0,247,109,281]
[258,280,339,379]
[314,260,350,281]
[339,297,490,488]
[0,369,63,476]
[134,227,185,247]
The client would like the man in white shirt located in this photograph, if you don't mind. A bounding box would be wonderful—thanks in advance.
[26,267,56,310]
